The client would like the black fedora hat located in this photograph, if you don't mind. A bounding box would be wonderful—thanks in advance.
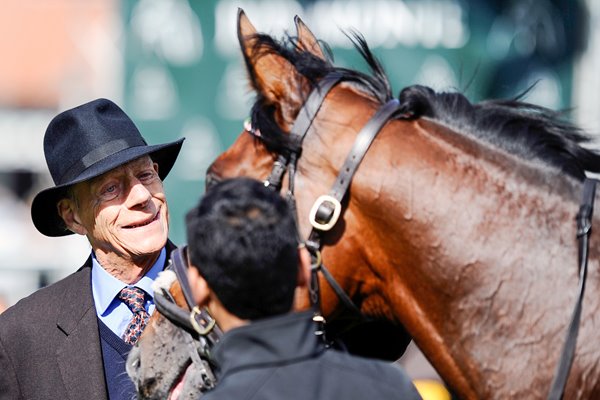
[31,98,185,237]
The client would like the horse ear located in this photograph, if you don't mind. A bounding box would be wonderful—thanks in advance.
[237,8,310,131]
[294,15,326,61]
[237,8,258,44]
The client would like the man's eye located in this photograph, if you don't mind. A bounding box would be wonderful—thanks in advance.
[105,185,117,193]
[140,171,156,181]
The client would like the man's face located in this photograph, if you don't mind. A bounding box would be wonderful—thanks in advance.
[70,156,169,260]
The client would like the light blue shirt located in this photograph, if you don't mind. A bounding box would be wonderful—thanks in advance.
[91,247,166,338]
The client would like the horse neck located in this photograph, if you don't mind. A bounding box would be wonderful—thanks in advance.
[297,112,600,398]
[397,117,584,287]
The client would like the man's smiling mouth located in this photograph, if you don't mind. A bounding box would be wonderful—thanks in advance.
[124,212,159,229]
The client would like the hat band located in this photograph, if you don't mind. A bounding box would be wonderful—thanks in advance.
[59,138,141,184]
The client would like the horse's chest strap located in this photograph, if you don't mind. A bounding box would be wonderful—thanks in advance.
[548,177,596,400]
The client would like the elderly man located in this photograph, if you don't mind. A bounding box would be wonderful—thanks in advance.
[0,98,184,400]
[184,178,422,400]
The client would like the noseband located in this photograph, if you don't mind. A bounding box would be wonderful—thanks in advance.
[154,247,222,341]
[247,72,596,400]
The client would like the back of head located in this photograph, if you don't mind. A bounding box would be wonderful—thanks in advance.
[186,177,299,320]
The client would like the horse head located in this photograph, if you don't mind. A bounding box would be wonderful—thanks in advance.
[208,9,411,325]
[127,270,216,400]
[134,8,600,400]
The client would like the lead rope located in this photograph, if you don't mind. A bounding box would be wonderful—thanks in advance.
[547,177,596,400]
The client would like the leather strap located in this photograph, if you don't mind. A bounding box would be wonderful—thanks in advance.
[155,247,222,345]
[171,248,196,309]
[263,73,406,333]
[264,154,288,191]
[307,99,404,242]
[154,289,196,332]
[319,263,362,317]
[315,99,402,226]
[547,177,596,400]
[264,73,344,190]
[304,99,405,321]
[290,72,345,144]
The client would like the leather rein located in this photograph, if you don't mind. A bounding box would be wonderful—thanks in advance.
[246,72,596,400]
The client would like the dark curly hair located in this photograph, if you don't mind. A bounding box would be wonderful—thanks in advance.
[186,177,300,320]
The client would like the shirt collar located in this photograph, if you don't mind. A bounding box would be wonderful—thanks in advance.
[91,247,166,316]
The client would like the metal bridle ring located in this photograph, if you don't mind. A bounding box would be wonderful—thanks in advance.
[190,306,216,336]
[309,195,342,231]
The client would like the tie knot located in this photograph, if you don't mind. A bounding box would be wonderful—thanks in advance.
[118,287,147,313]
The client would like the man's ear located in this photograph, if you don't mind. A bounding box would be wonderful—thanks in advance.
[188,266,211,307]
[297,246,312,288]
[57,198,87,235]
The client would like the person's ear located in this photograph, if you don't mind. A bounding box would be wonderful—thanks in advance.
[297,246,312,288]
[57,198,87,235]
[188,265,211,307]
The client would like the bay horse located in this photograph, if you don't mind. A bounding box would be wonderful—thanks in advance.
[129,10,600,400]
[127,14,414,400]
[206,10,600,400]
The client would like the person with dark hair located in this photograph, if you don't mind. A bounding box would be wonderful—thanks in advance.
[185,177,422,400]
[0,98,184,400]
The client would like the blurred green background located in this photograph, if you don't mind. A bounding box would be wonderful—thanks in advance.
[0,0,596,391]
[0,0,597,307]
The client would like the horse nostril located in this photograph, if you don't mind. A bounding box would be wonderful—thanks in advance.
[142,377,157,392]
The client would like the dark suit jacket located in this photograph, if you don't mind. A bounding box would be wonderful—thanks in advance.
[0,242,175,400]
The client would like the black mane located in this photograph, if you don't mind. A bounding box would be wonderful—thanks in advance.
[248,32,600,181]
[398,85,600,180]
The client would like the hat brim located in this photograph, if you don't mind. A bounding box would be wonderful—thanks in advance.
[31,138,185,237]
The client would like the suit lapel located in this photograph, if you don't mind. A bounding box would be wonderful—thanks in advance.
[54,243,176,400]
[166,239,177,260]
[56,244,176,400]
[56,258,108,400]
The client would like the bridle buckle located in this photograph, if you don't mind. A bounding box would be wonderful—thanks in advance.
[309,195,342,231]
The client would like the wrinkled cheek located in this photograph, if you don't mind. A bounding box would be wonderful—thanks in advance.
[162,204,170,235]
[88,226,119,254]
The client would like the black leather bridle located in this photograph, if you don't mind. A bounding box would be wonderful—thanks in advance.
[246,72,596,400]
[245,72,410,335]
[154,247,222,342]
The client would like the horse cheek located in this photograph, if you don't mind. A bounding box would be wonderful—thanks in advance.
[209,132,273,183]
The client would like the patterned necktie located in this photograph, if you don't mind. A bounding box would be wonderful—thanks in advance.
[118,287,150,345]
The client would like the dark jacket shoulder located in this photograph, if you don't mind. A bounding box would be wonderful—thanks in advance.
[0,256,93,334]
[203,312,422,400]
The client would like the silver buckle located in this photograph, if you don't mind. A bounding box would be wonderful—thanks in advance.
[309,195,342,231]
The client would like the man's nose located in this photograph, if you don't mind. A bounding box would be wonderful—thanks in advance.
[125,179,152,208]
